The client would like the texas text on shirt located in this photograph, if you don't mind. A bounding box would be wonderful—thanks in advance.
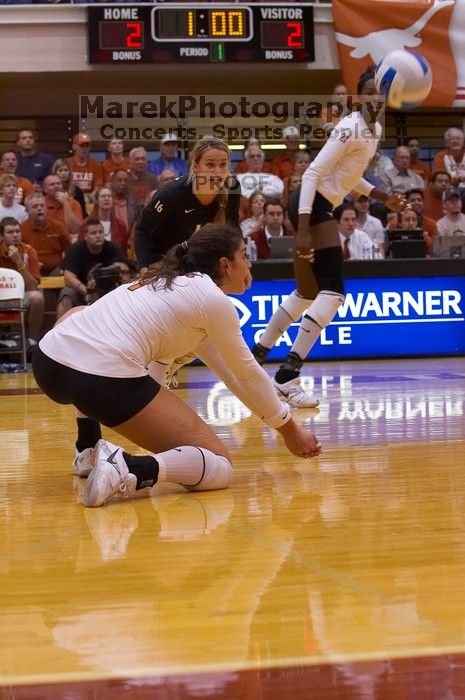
[299,111,381,214]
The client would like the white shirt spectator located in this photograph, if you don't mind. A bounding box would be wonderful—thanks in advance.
[0,201,28,223]
[339,228,373,259]
[358,212,385,247]
[380,166,425,194]
[436,212,465,236]
[237,172,284,199]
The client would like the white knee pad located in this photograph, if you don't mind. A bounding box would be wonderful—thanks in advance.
[282,290,313,322]
[184,451,233,492]
[306,290,345,328]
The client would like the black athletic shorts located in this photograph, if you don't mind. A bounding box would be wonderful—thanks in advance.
[288,188,333,229]
[32,347,161,427]
[310,191,334,226]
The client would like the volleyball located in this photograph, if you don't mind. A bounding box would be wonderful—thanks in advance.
[374,49,433,109]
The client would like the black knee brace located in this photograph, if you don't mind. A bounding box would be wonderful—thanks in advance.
[313,246,345,295]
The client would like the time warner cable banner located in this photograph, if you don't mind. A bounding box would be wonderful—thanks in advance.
[230,276,465,359]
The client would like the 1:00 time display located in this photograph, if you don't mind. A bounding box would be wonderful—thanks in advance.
[154,8,252,42]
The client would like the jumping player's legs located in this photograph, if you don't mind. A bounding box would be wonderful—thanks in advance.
[252,194,344,407]
[278,217,344,376]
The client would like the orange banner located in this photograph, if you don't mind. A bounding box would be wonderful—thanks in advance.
[332,0,464,107]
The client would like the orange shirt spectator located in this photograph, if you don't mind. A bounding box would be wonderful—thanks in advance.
[270,125,301,180]
[21,216,69,275]
[0,237,41,282]
[0,149,34,204]
[405,137,431,183]
[422,171,451,221]
[101,138,130,183]
[67,133,103,194]
[102,156,130,183]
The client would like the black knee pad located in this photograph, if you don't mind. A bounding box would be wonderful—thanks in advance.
[313,246,344,295]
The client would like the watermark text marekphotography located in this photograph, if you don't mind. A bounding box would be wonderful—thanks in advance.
[79,94,385,143]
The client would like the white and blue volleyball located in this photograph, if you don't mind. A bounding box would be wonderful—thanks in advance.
[375,49,433,109]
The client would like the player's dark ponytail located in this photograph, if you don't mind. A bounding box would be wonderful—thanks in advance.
[141,223,243,290]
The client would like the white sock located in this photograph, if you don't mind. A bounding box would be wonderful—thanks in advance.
[156,446,211,487]
[156,446,232,490]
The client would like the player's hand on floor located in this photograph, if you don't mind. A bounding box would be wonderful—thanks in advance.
[277,419,322,459]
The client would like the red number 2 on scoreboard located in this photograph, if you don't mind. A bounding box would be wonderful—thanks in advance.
[286,22,302,48]
[126,22,142,48]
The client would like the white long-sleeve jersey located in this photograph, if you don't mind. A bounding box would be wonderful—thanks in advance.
[39,273,290,430]
[299,112,382,214]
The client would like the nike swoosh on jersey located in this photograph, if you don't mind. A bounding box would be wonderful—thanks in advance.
[185,208,195,213]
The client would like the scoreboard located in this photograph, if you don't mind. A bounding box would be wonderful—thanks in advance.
[87,4,314,64]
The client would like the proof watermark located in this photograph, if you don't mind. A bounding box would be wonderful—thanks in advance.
[79,94,385,143]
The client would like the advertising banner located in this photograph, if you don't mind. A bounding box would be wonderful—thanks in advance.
[230,275,465,359]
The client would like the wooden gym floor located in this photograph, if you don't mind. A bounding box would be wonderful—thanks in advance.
[1,356,465,699]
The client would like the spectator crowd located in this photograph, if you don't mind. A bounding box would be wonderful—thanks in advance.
[1,115,465,357]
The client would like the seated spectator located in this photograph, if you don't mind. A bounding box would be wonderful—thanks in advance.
[397,206,420,229]
[237,144,284,200]
[0,216,43,348]
[436,187,465,236]
[52,158,87,218]
[148,133,188,178]
[380,146,425,194]
[109,168,142,245]
[240,190,265,237]
[433,127,465,189]
[80,185,131,256]
[352,194,385,256]
[386,188,438,256]
[294,150,312,175]
[15,129,54,186]
[281,170,302,212]
[42,173,83,242]
[364,144,393,184]
[143,169,177,206]
[270,125,301,179]
[405,136,431,183]
[234,138,271,174]
[0,175,28,223]
[335,203,375,260]
[248,199,292,259]
[21,192,70,276]
[157,169,177,188]
[319,82,348,127]
[101,137,130,183]
[423,170,452,221]
[56,220,123,319]
[67,133,103,200]
[0,149,33,204]
[127,147,158,205]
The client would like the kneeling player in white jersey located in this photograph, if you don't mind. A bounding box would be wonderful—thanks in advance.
[33,223,322,508]
[251,68,405,407]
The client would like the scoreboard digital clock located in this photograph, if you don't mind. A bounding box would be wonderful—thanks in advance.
[87,4,314,64]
